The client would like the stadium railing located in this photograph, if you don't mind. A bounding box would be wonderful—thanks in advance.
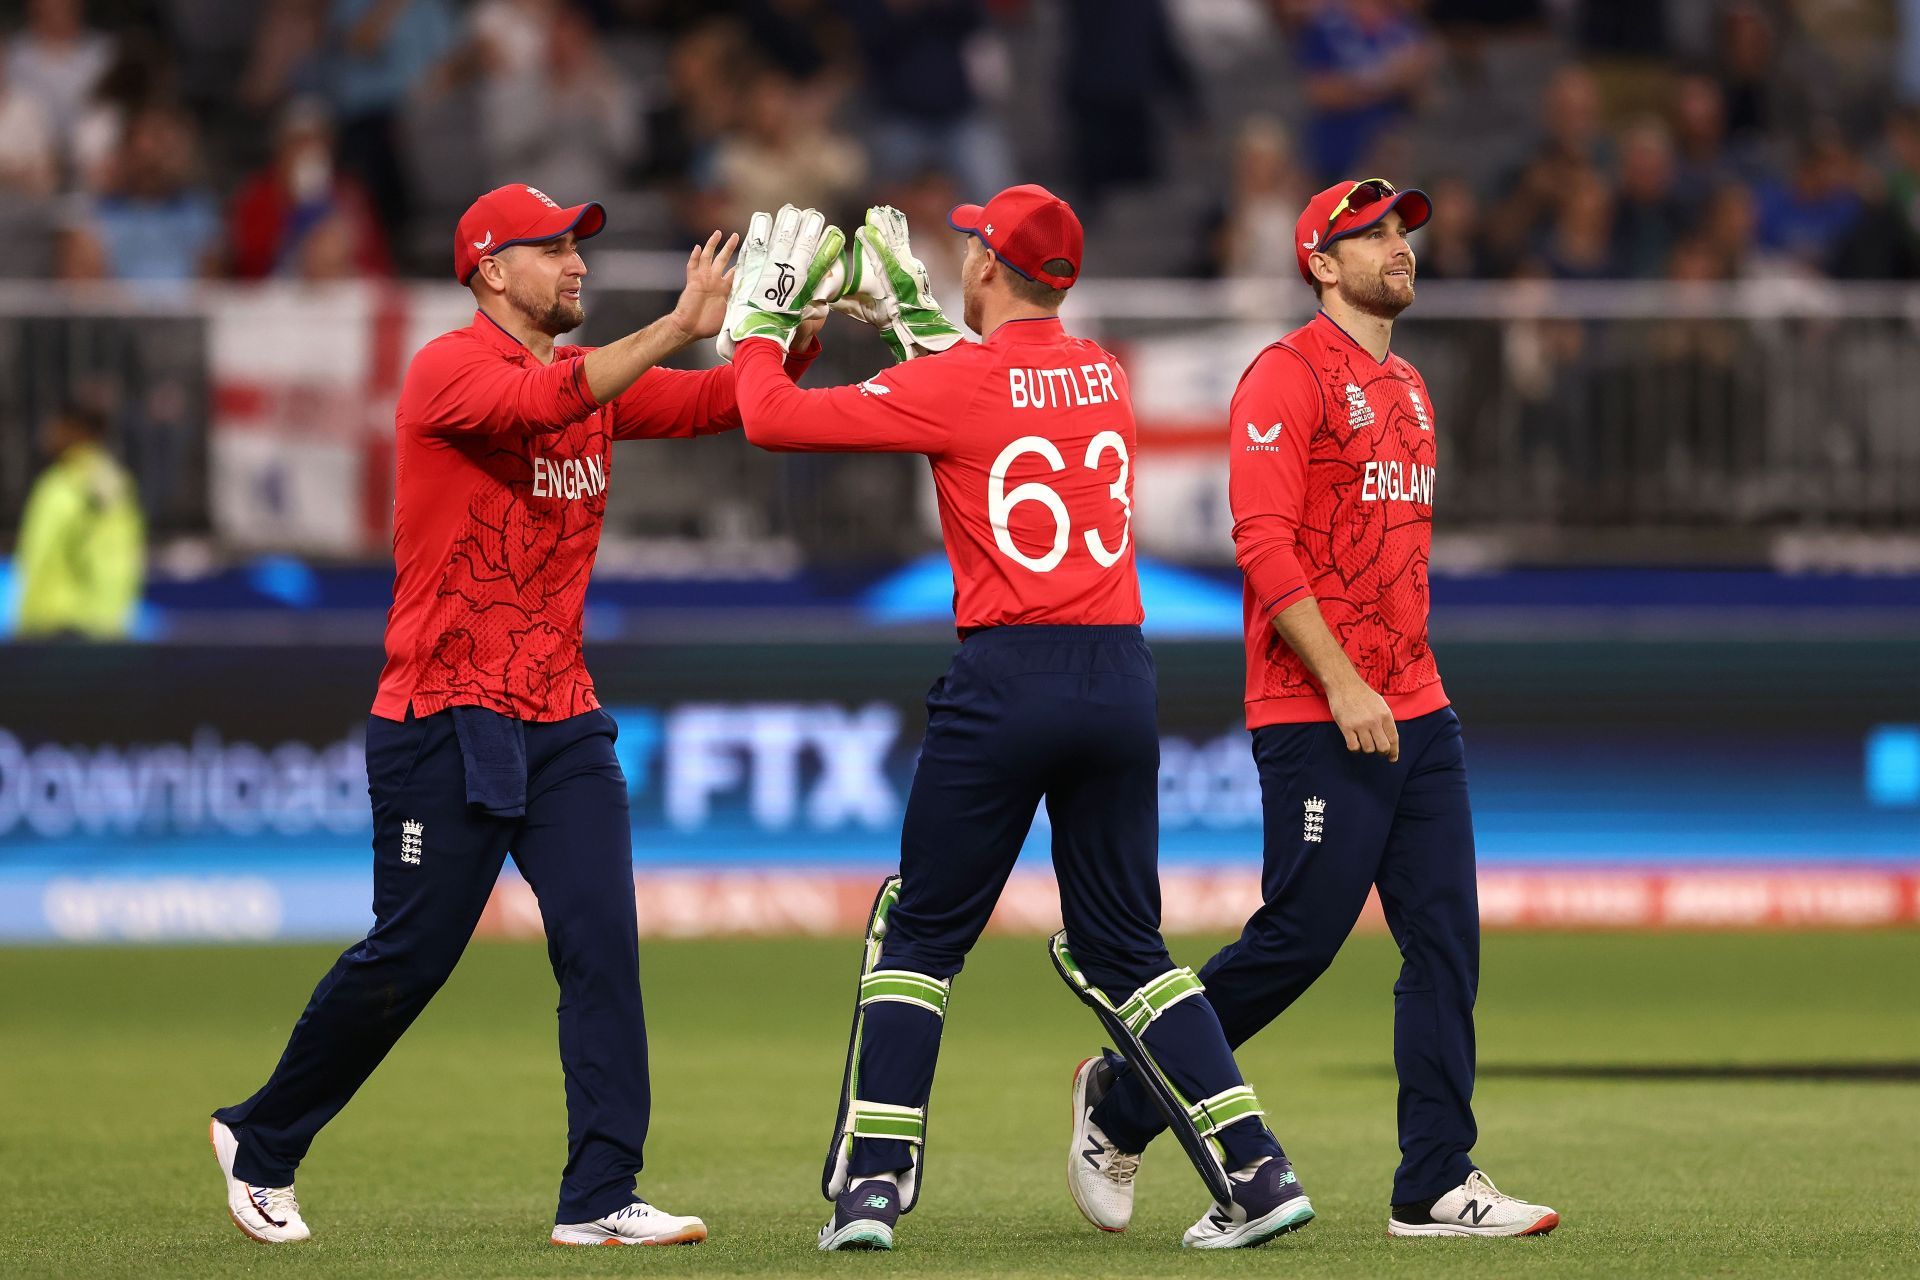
[1,275,1918,567]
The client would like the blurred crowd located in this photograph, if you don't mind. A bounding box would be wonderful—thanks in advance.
[1,0,1920,287]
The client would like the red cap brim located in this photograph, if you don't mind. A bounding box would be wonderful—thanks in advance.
[948,203,986,233]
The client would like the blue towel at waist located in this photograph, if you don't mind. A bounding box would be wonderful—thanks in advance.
[448,706,529,818]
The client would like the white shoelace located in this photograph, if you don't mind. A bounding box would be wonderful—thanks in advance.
[1464,1171,1515,1204]
[248,1184,301,1225]
[1102,1144,1141,1185]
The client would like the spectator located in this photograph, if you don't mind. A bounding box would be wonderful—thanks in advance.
[324,0,460,234]
[707,65,866,231]
[1537,168,1616,279]
[1831,115,1920,279]
[239,0,328,112]
[1882,105,1920,259]
[1716,1,1781,143]
[1611,116,1687,278]
[1202,115,1312,279]
[475,2,639,198]
[1412,174,1483,280]
[73,32,181,195]
[835,0,1010,198]
[643,20,749,238]
[84,104,221,284]
[1061,0,1199,216]
[3,0,111,167]
[1753,127,1864,273]
[1669,72,1739,220]
[740,0,849,86]
[1484,63,1609,272]
[228,98,391,280]
[881,167,964,302]
[12,404,145,641]
[1696,180,1760,278]
[1293,0,1438,180]
[0,55,57,196]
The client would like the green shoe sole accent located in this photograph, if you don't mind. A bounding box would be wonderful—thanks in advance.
[821,1222,894,1252]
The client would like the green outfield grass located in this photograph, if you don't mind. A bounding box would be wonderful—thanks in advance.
[2,931,1917,1278]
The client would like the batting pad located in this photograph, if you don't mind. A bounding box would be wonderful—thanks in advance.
[822,876,950,1212]
[1048,930,1238,1206]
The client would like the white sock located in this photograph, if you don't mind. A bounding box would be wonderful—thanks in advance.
[1229,1156,1272,1182]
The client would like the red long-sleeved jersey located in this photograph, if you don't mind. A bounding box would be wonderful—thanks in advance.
[1231,311,1448,728]
[733,318,1143,630]
[372,311,818,721]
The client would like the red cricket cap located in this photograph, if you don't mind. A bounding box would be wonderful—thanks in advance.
[454,184,607,285]
[1294,178,1432,283]
[949,183,1083,290]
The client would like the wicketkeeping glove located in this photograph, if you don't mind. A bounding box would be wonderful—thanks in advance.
[717,204,846,361]
[832,205,964,363]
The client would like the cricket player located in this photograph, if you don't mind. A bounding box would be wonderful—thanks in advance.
[719,188,1312,1252]
[208,184,824,1247]
[1064,179,1560,1238]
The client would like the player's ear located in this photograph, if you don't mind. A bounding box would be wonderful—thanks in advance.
[1310,247,1339,291]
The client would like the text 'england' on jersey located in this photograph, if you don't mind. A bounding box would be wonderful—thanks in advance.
[1228,311,1447,727]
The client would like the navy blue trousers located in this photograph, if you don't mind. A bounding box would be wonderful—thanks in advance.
[1094,707,1480,1204]
[850,626,1282,1178]
[214,708,649,1225]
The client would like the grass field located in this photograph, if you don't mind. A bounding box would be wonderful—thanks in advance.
[3,931,1917,1278]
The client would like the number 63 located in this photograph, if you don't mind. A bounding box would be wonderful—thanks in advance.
[987,432,1132,573]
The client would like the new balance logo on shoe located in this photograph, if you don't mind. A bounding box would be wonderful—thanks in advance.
[1083,1137,1104,1170]
[861,1194,892,1210]
[1459,1199,1493,1225]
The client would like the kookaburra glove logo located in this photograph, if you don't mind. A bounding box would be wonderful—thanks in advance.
[767,262,797,306]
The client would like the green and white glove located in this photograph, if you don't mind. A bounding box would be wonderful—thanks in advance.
[832,205,964,363]
[717,204,845,362]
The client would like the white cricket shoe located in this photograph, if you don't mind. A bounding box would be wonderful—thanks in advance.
[552,1199,708,1247]
[1067,1054,1140,1231]
[1388,1170,1559,1237]
[1182,1156,1315,1249]
[209,1118,310,1244]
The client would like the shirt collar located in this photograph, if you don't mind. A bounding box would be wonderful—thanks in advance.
[1313,310,1391,366]
[469,309,583,363]
[471,309,530,359]
[985,315,1065,346]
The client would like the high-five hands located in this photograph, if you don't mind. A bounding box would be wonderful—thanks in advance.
[716,204,964,364]
[718,205,845,360]
[834,205,963,363]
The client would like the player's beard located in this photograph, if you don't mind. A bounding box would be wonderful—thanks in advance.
[509,278,585,336]
[1340,265,1415,320]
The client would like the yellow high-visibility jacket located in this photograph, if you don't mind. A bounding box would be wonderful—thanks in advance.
[14,443,145,639]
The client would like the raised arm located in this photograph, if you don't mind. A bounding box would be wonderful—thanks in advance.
[608,332,823,440]
[406,233,742,439]
[732,336,957,454]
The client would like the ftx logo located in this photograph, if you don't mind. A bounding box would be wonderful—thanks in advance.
[603,703,903,829]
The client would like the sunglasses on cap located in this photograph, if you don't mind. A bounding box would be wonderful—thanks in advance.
[1319,177,1400,248]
